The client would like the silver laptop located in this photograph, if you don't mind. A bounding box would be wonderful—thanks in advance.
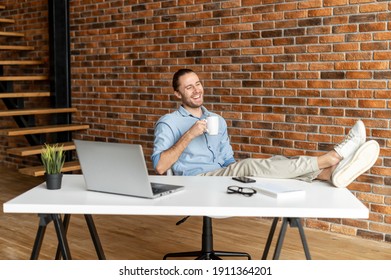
[74,140,184,198]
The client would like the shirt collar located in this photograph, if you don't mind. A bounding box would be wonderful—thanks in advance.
[178,105,210,119]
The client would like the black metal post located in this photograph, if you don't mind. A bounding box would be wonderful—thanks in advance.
[48,0,72,143]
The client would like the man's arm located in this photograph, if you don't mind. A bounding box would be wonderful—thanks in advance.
[155,120,207,175]
[219,118,236,167]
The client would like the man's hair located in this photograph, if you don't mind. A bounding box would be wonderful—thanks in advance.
[172,68,195,91]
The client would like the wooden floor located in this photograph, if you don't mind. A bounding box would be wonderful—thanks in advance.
[1,165,391,260]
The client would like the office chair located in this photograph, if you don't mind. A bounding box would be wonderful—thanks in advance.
[163,169,251,260]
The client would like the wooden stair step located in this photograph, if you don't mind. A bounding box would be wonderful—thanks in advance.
[0,107,77,117]
[0,5,5,10]
[0,60,44,65]
[7,142,76,156]
[0,45,35,51]
[0,18,15,24]
[18,161,81,177]
[0,31,24,37]
[0,92,50,98]
[0,75,48,81]
[0,124,89,136]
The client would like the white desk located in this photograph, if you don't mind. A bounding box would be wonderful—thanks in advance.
[3,175,368,260]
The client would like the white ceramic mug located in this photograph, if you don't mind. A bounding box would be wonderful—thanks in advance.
[206,115,219,136]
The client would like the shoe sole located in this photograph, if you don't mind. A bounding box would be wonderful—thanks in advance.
[332,140,379,188]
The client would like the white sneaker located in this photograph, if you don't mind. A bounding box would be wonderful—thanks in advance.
[332,140,379,188]
[334,120,366,159]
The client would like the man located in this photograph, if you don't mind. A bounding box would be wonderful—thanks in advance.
[152,68,379,188]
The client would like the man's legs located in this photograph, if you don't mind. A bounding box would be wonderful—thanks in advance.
[201,120,376,187]
[201,156,321,182]
[201,146,343,181]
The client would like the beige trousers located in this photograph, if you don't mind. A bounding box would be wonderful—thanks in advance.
[200,155,321,182]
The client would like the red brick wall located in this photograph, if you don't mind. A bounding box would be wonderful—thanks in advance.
[0,1,49,167]
[2,0,391,243]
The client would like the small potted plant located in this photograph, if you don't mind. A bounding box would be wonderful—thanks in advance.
[41,143,66,190]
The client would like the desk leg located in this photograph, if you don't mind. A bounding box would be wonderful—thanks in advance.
[51,214,72,260]
[55,214,71,260]
[290,218,311,260]
[84,215,106,260]
[261,217,279,260]
[272,218,290,260]
[30,214,105,260]
[31,214,51,260]
[262,217,311,260]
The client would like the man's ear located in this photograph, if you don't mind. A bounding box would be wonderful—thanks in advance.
[174,91,182,99]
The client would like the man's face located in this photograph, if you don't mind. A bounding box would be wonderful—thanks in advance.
[174,72,204,109]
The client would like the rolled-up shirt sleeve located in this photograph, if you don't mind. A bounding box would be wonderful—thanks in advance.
[219,119,235,167]
[151,121,175,170]
[223,157,236,167]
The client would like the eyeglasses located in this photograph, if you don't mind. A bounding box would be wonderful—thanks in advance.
[227,185,257,197]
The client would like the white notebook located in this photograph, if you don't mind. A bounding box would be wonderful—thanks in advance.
[256,184,305,199]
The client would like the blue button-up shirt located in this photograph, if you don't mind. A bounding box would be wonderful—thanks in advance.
[152,106,235,176]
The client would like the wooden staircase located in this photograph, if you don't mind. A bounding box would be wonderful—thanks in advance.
[0,5,88,176]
